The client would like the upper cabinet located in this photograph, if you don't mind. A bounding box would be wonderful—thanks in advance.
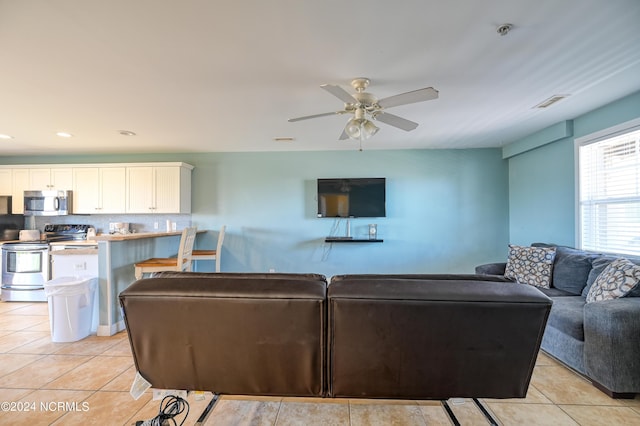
[0,169,12,196]
[10,169,29,214]
[126,164,192,213]
[73,167,126,214]
[1,162,193,215]
[29,168,73,191]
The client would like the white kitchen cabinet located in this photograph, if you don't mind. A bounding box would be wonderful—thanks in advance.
[101,168,126,213]
[11,169,29,214]
[0,169,12,196]
[29,168,73,190]
[125,167,153,213]
[1,162,191,215]
[73,167,126,214]
[126,165,192,213]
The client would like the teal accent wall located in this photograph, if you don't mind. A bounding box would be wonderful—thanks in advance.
[506,90,640,247]
[1,148,509,276]
[508,138,575,246]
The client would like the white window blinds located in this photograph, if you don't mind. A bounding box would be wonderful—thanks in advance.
[579,128,640,255]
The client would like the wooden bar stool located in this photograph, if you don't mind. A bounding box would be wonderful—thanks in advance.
[134,226,197,280]
[192,225,226,272]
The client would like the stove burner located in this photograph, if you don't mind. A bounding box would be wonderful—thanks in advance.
[43,224,92,241]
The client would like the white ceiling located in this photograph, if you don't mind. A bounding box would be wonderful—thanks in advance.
[1,0,639,155]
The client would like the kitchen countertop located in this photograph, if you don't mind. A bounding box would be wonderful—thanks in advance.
[50,240,99,247]
[50,247,98,255]
[0,231,200,244]
[0,239,99,246]
[94,230,201,241]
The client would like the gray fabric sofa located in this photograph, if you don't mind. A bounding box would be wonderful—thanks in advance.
[476,244,640,398]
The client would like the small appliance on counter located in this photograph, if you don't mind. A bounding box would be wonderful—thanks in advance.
[87,227,97,239]
[18,229,41,241]
[109,222,130,235]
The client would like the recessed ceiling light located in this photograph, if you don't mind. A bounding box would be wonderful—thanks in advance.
[56,132,73,138]
[0,134,13,140]
[118,130,136,136]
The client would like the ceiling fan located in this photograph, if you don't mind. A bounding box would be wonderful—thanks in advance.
[288,78,438,141]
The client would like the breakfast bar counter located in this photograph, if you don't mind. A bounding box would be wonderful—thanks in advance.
[94,230,186,241]
[96,230,204,336]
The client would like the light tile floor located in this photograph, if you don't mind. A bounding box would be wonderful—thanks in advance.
[1,301,640,425]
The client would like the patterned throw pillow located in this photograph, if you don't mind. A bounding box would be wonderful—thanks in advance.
[505,244,557,288]
[586,258,640,303]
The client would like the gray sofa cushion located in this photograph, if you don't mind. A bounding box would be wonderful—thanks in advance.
[552,247,596,295]
[532,243,595,295]
[545,296,587,341]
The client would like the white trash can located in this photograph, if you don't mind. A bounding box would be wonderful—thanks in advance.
[44,277,98,342]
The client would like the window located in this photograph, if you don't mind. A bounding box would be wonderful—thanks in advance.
[578,125,640,255]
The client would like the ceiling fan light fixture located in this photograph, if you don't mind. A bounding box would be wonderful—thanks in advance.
[344,118,379,140]
[290,77,437,142]
[345,117,364,139]
[362,120,379,138]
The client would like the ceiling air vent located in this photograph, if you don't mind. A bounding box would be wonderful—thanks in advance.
[534,94,570,109]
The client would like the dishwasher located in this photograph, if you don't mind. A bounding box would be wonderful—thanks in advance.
[50,245,98,279]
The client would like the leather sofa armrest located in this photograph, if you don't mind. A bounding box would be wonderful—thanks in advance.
[475,262,507,276]
[584,297,640,394]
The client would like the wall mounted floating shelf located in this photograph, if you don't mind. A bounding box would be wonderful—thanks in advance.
[325,238,383,243]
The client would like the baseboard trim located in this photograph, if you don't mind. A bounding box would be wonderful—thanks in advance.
[97,320,125,337]
[591,380,636,399]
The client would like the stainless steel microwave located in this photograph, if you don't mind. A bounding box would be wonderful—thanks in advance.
[23,190,72,216]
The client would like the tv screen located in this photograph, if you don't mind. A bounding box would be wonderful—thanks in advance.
[317,178,386,218]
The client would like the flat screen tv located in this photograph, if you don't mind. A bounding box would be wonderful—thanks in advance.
[317,178,386,218]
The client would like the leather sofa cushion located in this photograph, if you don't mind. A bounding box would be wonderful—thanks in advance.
[120,274,327,396]
[538,287,576,297]
[327,277,551,399]
[331,273,514,284]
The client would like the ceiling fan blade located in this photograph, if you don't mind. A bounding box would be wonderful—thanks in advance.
[377,87,439,109]
[288,111,345,122]
[321,84,358,104]
[373,111,419,131]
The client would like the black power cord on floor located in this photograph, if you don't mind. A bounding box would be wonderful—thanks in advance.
[135,395,190,426]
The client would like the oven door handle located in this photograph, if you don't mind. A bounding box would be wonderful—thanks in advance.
[3,248,48,253]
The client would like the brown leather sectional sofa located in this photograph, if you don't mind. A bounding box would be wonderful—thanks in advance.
[119,272,551,421]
